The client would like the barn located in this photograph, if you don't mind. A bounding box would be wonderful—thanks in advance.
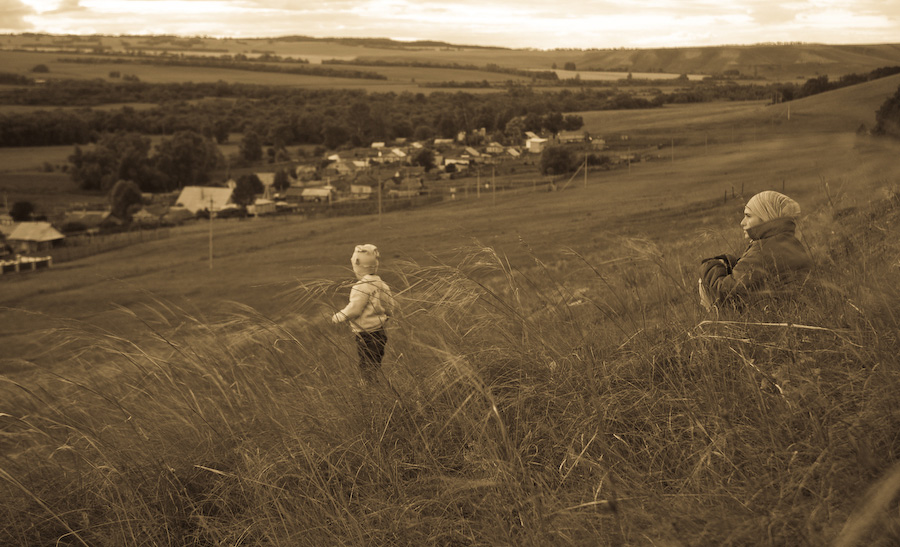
[175,186,234,214]
[7,222,65,253]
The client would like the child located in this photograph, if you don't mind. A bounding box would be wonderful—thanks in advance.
[332,244,396,383]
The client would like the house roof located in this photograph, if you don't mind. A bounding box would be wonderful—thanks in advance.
[255,172,275,187]
[175,186,233,213]
[9,221,65,242]
[0,222,19,237]
[302,187,333,197]
[64,210,110,228]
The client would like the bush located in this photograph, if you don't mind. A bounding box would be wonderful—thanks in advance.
[539,145,577,175]
[31,64,49,73]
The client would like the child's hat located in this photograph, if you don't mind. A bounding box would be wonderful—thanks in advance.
[351,244,379,274]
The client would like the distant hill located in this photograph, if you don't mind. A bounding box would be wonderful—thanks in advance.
[574,43,900,80]
[4,34,900,83]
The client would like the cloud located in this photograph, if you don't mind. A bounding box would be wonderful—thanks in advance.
[0,0,34,31]
[46,0,87,14]
[3,0,900,49]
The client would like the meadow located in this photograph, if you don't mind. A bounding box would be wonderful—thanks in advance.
[2,68,900,545]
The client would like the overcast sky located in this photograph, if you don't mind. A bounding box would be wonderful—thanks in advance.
[3,0,899,50]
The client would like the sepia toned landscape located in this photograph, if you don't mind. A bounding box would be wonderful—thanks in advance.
[2,33,900,545]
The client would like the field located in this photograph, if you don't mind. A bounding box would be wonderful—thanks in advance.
[5,34,900,81]
[2,54,900,544]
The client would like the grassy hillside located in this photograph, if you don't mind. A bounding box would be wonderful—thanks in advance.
[5,34,900,82]
[2,66,900,545]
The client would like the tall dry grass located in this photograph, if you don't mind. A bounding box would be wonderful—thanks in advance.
[2,187,900,546]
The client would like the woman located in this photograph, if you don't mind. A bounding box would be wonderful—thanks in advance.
[699,191,813,310]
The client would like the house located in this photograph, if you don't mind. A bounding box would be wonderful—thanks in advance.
[248,198,276,216]
[526,137,549,154]
[391,148,407,160]
[506,147,522,158]
[131,208,161,225]
[464,147,481,157]
[444,157,471,168]
[7,221,65,253]
[433,138,454,146]
[175,186,234,214]
[486,142,505,154]
[350,184,374,198]
[591,138,607,150]
[288,185,334,203]
[525,131,540,140]
[62,210,110,231]
[334,160,356,175]
[388,189,421,198]
[558,131,587,144]
[371,142,386,149]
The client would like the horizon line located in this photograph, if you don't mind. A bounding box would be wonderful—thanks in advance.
[4,31,900,53]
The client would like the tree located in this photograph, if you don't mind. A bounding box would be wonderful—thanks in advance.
[504,117,527,144]
[213,120,230,144]
[540,145,577,175]
[563,62,577,71]
[10,201,35,222]
[69,133,157,192]
[413,125,434,142]
[108,179,143,222]
[154,130,222,191]
[874,84,900,139]
[232,173,264,207]
[563,114,584,131]
[322,123,350,149]
[542,112,565,136]
[31,64,49,73]
[412,148,436,172]
[239,131,263,162]
[273,168,291,193]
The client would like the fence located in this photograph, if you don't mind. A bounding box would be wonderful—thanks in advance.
[48,228,171,264]
[0,255,52,275]
[294,195,445,218]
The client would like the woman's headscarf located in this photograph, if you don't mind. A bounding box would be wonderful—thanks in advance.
[745,191,803,240]
[745,191,801,223]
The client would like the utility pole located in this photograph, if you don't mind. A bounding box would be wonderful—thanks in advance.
[208,197,213,270]
[378,179,383,227]
[584,156,587,188]
[492,166,496,206]
[476,168,481,198]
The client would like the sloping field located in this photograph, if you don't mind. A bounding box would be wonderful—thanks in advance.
[581,73,900,140]
[576,43,900,79]
[0,50,527,92]
[765,72,900,129]
[6,35,900,82]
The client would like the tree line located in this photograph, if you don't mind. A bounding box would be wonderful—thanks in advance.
[0,80,633,149]
[56,55,388,80]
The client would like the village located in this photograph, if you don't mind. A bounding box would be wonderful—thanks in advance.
[1,128,629,273]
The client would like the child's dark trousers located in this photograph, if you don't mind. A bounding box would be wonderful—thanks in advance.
[356,328,387,382]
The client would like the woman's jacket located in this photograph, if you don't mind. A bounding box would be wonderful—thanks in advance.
[700,217,813,306]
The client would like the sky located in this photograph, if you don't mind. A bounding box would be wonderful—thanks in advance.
[2,0,899,50]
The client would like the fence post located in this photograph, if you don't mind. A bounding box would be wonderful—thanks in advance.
[724,190,728,204]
